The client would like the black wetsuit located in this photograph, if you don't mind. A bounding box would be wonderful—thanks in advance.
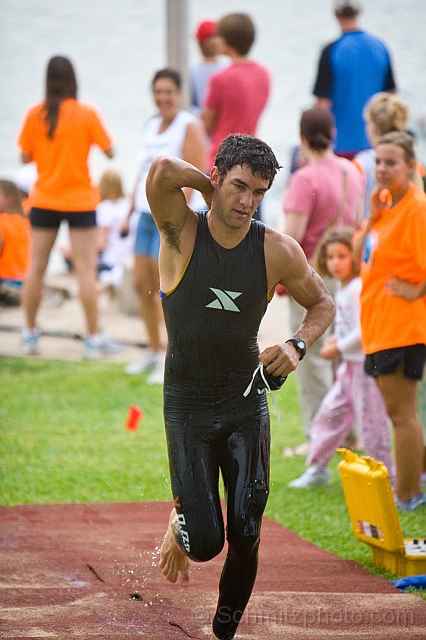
[162,212,270,640]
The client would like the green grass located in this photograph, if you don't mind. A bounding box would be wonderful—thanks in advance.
[1,356,425,597]
[0,358,171,504]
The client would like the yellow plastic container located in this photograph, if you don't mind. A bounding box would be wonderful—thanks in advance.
[337,448,426,577]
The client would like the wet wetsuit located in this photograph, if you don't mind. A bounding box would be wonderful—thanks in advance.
[162,212,270,640]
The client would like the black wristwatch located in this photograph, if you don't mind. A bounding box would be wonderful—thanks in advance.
[285,338,307,361]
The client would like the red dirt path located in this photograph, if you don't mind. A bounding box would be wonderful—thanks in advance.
[1,501,425,638]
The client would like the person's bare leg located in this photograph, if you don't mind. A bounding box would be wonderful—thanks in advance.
[159,508,190,586]
[69,227,100,335]
[133,254,164,352]
[376,369,422,502]
[22,227,58,328]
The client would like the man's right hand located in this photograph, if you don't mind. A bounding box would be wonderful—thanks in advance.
[258,342,300,378]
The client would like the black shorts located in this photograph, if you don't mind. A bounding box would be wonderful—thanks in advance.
[163,380,270,559]
[30,207,96,229]
[364,344,426,380]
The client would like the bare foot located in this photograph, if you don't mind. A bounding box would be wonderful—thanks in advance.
[159,508,190,586]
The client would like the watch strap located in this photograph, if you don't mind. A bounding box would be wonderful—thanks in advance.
[285,338,306,361]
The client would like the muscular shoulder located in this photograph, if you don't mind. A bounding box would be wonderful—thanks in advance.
[264,226,302,257]
[264,226,306,282]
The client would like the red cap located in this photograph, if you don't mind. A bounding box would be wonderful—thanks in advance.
[195,20,217,43]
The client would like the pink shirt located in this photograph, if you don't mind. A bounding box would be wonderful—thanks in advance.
[204,61,270,170]
[283,155,364,258]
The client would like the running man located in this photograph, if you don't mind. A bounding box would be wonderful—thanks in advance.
[146,134,335,640]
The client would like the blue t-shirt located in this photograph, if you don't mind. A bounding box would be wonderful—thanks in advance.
[313,31,396,154]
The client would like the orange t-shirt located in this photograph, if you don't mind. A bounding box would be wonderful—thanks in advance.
[360,184,426,353]
[0,213,31,281]
[17,99,113,211]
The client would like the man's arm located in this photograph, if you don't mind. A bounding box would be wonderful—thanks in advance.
[260,230,335,377]
[146,156,212,243]
[146,157,213,292]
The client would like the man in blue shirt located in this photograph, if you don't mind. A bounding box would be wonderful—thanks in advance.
[313,0,396,158]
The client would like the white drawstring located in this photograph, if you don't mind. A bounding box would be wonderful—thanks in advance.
[243,363,263,397]
[243,364,281,421]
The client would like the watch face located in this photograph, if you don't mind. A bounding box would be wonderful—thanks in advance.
[286,338,306,360]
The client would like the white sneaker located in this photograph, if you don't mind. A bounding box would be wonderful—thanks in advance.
[123,348,160,375]
[21,329,40,355]
[288,465,330,488]
[83,332,123,360]
[394,492,426,512]
[146,352,165,385]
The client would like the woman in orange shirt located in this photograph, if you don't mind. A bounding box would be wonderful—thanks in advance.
[17,55,120,358]
[356,131,426,511]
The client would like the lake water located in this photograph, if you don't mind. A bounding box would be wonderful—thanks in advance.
[1,0,426,226]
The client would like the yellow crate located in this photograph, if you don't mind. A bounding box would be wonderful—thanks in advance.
[337,448,426,577]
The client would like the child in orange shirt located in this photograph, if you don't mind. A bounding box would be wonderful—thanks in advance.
[0,180,31,304]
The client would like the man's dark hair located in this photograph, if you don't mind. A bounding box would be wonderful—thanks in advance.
[152,68,181,90]
[43,56,78,139]
[216,13,255,56]
[214,134,281,188]
[334,1,361,18]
